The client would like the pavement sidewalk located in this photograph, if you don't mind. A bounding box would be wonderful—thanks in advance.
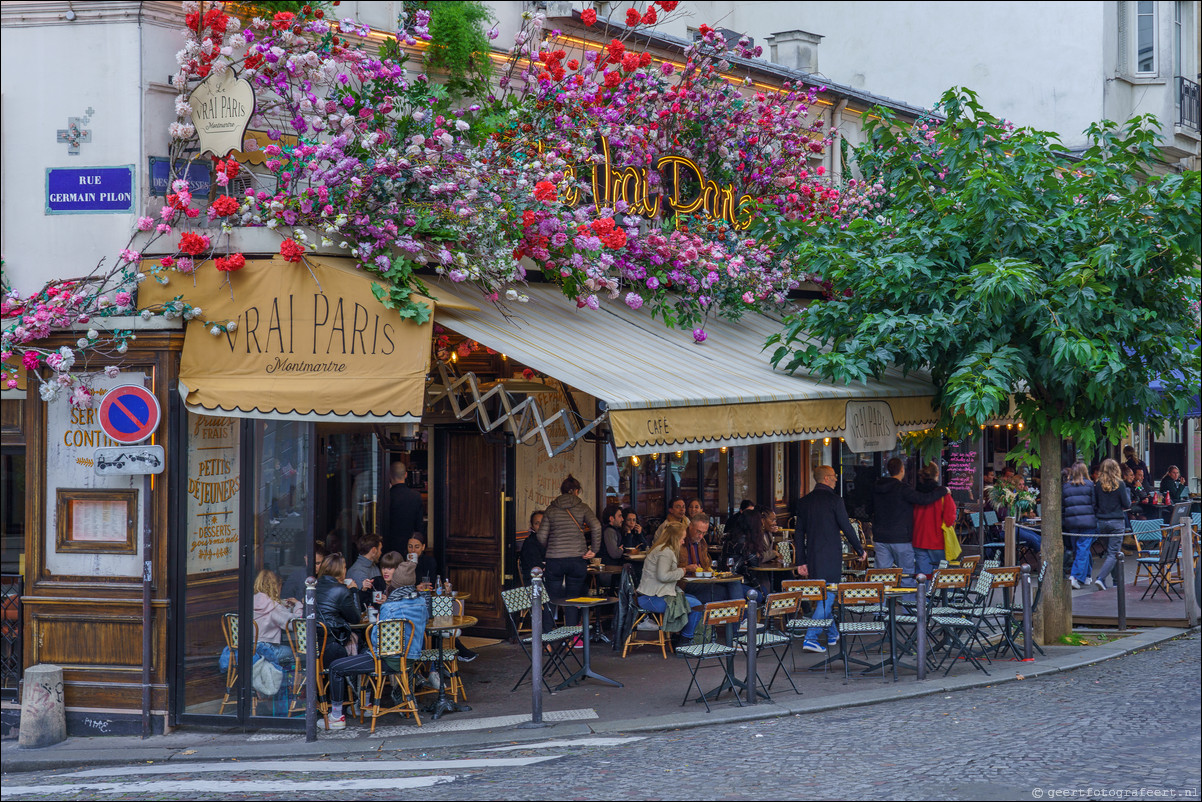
[1,625,1193,774]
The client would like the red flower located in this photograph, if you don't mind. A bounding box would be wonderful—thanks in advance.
[272,11,295,30]
[22,352,40,370]
[621,53,639,72]
[656,0,679,10]
[243,53,263,70]
[642,8,658,24]
[216,159,241,180]
[581,8,597,25]
[160,256,175,267]
[639,51,653,67]
[210,195,240,217]
[533,181,558,203]
[606,38,625,64]
[203,8,227,34]
[214,253,245,272]
[625,8,641,26]
[178,232,209,256]
[699,24,713,36]
[185,12,200,30]
[567,58,579,70]
[603,70,621,87]
[279,239,305,263]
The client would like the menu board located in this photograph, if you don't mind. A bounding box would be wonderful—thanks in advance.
[946,439,979,504]
[186,413,240,574]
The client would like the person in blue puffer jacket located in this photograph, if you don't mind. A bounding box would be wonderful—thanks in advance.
[1062,462,1098,589]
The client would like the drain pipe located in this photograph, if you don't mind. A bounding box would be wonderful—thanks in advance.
[831,99,849,182]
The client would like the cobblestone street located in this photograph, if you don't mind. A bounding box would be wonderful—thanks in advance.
[3,633,1198,801]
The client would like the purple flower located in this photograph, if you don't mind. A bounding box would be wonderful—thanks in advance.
[692,328,707,343]
[624,292,644,310]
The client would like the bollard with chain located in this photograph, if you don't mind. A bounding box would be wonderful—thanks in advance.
[1020,564,1033,661]
[915,573,928,681]
[523,568,548,728]
[1115,553,1127,632]
[745,589,758,705]
[304,576,317,742]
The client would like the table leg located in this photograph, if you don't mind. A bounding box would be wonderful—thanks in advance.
[554,607,623,691]
[428,632,471,720]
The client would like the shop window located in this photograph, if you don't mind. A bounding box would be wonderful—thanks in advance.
[636,453,666,521]
[730,446,757,510]
[1,448,23,575]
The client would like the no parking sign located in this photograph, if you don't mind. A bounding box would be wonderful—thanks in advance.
[98,384,161,445]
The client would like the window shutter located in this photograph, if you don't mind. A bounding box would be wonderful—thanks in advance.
[1117,0,1129,74]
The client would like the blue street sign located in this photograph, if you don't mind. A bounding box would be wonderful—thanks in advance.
[45,166,136,214]
[148,157,213,197]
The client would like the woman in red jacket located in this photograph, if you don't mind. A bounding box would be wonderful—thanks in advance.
[912,462,956,576]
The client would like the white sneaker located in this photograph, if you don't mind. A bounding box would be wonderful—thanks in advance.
[802,641,826,653]
[1069,577,1082,590]
[1095,579,1107,591]
[637,619,659,632]
[325,711,346,731]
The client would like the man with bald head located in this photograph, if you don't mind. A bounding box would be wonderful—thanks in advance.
[794,465,866,653]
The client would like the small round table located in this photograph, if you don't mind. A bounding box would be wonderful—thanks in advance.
[425,614,478,720]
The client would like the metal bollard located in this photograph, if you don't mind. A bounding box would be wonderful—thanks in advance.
[915,574,928,682]
[745,589,758,705]
[1115,555,1127,632]
[528,569,546,726]
[1020,564,1033,661]
[305,576,317,742]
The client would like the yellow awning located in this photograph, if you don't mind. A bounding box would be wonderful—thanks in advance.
[429,281,940,456]
[138,256,432,421]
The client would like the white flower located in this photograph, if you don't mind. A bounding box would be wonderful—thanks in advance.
[76,338,89,349]
[86,329,98,340]
[226,321,237,332]
[140,309,153,320]
[505,288,518,300]
[210,326,221,336]
[105,366,120,378]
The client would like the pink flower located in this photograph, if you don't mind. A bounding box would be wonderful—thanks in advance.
[692,328,707,343]
[114,291,132,307]
[137,216,155,231]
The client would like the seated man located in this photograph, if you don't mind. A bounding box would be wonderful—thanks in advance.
[680,513,740,603]
[324,561,428,730]
[346,533,382,592]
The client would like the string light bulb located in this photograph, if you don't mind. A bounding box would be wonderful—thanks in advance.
[1017,422,1024,430]
[650,453,659,461]
[675,450,684,458]
[720,446,728,454]
[631,455,641,466]
[823,437,831,445]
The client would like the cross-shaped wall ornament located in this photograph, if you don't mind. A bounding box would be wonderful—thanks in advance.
[56,108,95,155]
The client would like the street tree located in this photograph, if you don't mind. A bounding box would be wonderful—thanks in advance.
[761,88,1201,640]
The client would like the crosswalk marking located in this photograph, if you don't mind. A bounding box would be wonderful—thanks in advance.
[62,756,559,778]
[472,736,646,751]
[0,776,454,798]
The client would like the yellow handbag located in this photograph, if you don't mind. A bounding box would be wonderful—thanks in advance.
[942,495,962,562]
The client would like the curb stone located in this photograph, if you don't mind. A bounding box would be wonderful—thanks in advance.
[2,626,1195,774]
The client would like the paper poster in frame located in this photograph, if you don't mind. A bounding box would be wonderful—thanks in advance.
[55,488,137,554]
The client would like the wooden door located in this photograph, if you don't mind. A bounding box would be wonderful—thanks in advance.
[442,431,507,636]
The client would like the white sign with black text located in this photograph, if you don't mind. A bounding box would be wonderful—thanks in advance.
[844,400,898,453]
[94,446,166,476]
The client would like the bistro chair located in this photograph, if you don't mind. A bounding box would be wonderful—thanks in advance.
[285,618,329,720]
[833,583,888,682]
[736,591,802,696]
[1004,560,1048,657]
[363,618,421,732]
[500,585,581,692]
[676,599,746,713]
[972,566,1023,659]
[1130,519,1164,586]
[1139,531,1183,601]
[776,540,795,567]
[920,568,991,676]
[865,567,903,588]
[780,579,835,673]
[623,595,670,659]
[219,613,249,714]
[416,596,466,704]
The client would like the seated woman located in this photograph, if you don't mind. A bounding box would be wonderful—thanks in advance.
[323,561,427,730]
[721,512,777,598]
[1159,465,1188,504]
[313,553,363,664]
[621,508,650,550]
[253,568,302,666]
[636,521,703,646]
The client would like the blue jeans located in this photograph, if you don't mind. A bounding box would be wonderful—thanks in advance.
[1016,526,1042,552]
[638,593,702,640]
[874,541,916,581]
[1093,520,1125,585]
[1071,531,1096,582]
[805,590,839,644]
[914,548,945,577]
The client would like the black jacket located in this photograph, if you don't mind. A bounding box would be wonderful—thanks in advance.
[871,477,946,543]
[794,484,863,585]
[386,483,425,554]
[1094,482,1132,522]
[314,575,361,637]
[1062,480,1098,532]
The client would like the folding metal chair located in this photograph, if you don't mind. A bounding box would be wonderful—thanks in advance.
[780,579,835,673]
[1140,531,1183,601]
[737,591,801,696]
[834,582,888,682]
[500,585,581,692]
[1130,519,1164,586]
[676,600,745,713]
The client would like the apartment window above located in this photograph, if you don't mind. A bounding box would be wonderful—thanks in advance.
[1135,0,1157,75]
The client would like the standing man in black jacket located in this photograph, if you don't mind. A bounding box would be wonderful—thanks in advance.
[872,457,948,582]
[385,460,424,556]
[794,465,866,653]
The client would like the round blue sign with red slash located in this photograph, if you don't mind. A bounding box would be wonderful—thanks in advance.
[98,384,161,445]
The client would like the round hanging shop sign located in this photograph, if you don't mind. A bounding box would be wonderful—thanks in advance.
[98,384,161,445]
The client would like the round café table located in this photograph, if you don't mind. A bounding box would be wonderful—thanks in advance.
[425,614,477,720]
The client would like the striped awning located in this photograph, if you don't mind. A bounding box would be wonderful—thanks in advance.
[430,281,940,456]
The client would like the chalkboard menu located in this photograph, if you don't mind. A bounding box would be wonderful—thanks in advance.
[946,439,980,504]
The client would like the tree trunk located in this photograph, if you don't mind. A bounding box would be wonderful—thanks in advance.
[1037,430,1071,642]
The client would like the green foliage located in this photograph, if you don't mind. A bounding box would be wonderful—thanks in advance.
[414,1,494,100]
[766,88,1201,458]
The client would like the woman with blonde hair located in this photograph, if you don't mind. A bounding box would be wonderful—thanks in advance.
[1064,462,1098,589]
[636,520,703,646]
[1092,459,1132,591]
[253,568,301,665]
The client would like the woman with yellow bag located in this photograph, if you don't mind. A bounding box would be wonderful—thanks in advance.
[912,462,958,575]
